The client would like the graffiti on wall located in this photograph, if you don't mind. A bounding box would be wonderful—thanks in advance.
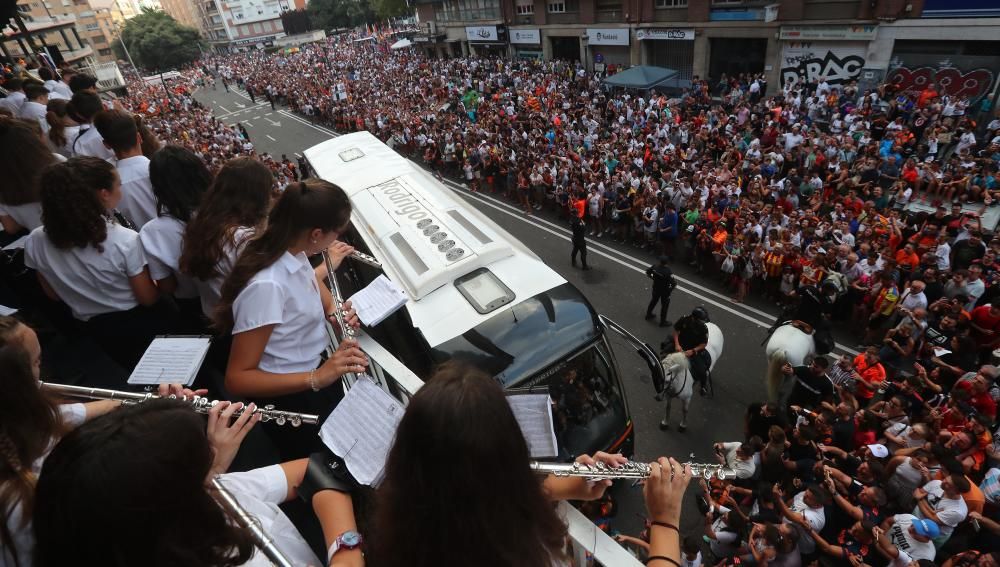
[780,42,867,88]
[886,58,995,102]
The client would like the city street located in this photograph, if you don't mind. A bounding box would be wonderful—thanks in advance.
[195,84,861,536]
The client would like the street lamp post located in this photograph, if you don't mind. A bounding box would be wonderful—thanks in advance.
[113,21,138,73]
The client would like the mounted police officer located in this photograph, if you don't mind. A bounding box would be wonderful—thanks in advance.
[645,256,676,327]
[767,280,840,355]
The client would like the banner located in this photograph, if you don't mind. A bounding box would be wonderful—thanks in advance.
[510,28,540,44]
[779,42,867,88]
[635,28,694,41]
[887,54,1000,102]
[465,26,498,42]
[779,25,877,41]
[587,28,629,46]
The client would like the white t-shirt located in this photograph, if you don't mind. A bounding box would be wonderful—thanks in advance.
[722,442,756,479]
[217,465,321,567]
[139,216,198,299]
[24,223,146,321]
[785,491,825,554]
[914,479,967,539]
[72,125,116,162]
[232,251,327,373]
[709,514,741,557]
[116,155,157,229]
[195,226,254,318]
[1,403,85,567]
[887,514,935,567]
[0,202,42,232]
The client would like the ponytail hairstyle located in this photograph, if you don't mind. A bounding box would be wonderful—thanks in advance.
[39,157,116,252]
[0,317,63,567]
[45,98,71,149]
[149,145,211,222]
[0,118,57,206]
[214,179,351,332]
[66,91,102,124]
[180,157,273,280]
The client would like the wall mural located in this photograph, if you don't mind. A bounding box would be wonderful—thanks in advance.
[886,57,996,102]
[780,42,867,88]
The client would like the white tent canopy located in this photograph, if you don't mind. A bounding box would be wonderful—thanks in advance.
[390,38,412,50]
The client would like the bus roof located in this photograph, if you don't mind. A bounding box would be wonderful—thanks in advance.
[304,131,567,348]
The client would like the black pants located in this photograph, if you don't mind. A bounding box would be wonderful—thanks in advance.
[647,290,672,323]
[249,369,345,462]
[84,302,180,372]
[571,240,588,267]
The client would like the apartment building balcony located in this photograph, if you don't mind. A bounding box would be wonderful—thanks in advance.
[434,7,501,22]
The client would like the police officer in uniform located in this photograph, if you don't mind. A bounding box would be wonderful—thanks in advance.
[645,256,676,327]
[571,215,590,270]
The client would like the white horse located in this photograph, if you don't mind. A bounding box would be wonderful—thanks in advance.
[763,323,815,402]
[660,321,724,432]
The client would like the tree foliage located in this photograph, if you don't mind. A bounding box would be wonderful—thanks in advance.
[118,8,202,72]
[306,0,375,30]
[372,0,409,20]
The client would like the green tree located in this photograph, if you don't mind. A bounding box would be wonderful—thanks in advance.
[117,8,202,72]
[371,0,409,20]
[307,0,375,29]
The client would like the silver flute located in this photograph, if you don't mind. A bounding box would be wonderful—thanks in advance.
[39,382,318,427]
[349,249,382,269]
[321,250,368,387]
[211,478,294,567]
[530,460,737,481]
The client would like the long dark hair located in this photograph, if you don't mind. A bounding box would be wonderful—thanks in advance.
[0,118,57,206]
[39,157,116,252]
[214,179,351,332]
[0,317,62,567]
[149,145,211,222]
[370,363,569,567]
[179,157,273,281]
[45,98,71,150]
[32,399,256,567]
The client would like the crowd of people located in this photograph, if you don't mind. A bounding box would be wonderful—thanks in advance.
[2,25,1000,567]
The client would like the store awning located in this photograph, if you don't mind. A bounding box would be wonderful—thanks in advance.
[352,36,376,43]
[602,65,681,90]
[390,38,412,50]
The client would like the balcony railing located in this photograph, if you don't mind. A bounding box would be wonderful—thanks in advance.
[75,60,125,91]
[434,7,500,21]
[595,7,624,21]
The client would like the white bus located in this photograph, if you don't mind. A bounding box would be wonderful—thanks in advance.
[305,131,663,458]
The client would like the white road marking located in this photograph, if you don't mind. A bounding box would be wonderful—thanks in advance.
[266,134,277,141]
[252,116,261,120]
[218,105,231,113]
[263,117,281,127]
[294,152,303,158]
[265,112,273,116]
[242,121,253,127]
[277,110,339,137]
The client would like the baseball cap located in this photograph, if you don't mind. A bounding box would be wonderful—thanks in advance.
[911,518,940,539]
[867,444,889,458]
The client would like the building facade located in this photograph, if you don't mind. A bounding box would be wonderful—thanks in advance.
[159,0,204,33]
[411,0,1000,105]
[6,0,123,64]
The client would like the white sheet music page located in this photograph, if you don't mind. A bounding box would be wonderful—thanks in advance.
[127,337,211,386]
[507,393,559,459]
[347,274,408,327]
[319,377,404,487]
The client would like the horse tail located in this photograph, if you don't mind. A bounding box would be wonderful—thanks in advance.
[765,349,787,403]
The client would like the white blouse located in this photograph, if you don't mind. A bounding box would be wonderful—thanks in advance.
[116,156,158,229]
[24,222,146,321]
[232,251,326,373]
[217,465,321,567]
[139,216,198,299]
[1,403,86,567]
[195,226,254,318]
[0,202,43,233]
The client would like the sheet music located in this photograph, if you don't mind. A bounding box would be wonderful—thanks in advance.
[127,337,211,386]
[0,304,16,316]
[507,393,559,459]
[319,377,404,487]
[347,274,408,327]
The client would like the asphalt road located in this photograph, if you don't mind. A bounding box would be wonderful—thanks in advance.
[194,85,861,540]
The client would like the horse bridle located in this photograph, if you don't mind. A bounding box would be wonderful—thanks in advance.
[662,362,688,399]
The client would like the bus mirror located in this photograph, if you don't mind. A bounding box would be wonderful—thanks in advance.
[597,315,666,395]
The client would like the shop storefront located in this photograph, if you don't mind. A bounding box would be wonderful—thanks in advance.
[549,35,581,63]
[777,25,877,90]
[466,25,507,57]
[887,39,1000,114]
[510,27,542,60]
[637,28,694,79]
[708,37,767,80]
[586,28,630,71]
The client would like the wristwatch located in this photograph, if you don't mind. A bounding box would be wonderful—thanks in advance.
[327,530,363,561]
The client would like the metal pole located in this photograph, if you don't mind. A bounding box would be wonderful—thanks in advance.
[115,24,138,73]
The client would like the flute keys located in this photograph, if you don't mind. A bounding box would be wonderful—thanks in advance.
[290,416,302,427]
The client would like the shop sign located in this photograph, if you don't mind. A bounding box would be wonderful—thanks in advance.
[709,8,763,21]
[510,28,540,44]
[465,26,498,42]
[587,28,629,46]
[635,28,693,41]
[780,42,866,87]
[779,25,877,41]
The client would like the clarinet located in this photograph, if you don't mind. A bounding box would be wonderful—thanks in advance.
[40,382,318,427]
[530,460,737,481]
